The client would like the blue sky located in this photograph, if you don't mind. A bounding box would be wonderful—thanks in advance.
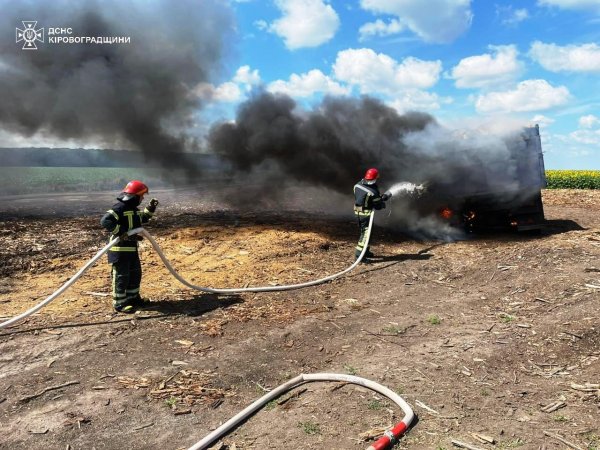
[3,0,599,169]
[199,0,600,169]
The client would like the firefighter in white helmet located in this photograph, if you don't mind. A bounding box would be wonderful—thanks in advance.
[100,180,159,313]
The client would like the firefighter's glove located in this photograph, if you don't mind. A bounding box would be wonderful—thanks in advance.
[120,232,142,242]
[382,191,392,201]
[148,198,159,213]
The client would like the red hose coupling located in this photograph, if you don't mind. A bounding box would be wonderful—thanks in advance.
[365,421,408,450]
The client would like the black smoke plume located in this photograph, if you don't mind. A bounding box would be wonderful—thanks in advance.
[0,0,233,172]
[209,92,433,195]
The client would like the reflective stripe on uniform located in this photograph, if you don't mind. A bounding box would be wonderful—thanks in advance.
[111,266,126,299]
[142,208,153,217]
[110,246,137,252]
[354,184,374,195]
[357,224,370,250]
[124,210,134,229]
[126,288,140,294]
[112,224,120,235]
[354,183,376,212]
[107,209,119,221]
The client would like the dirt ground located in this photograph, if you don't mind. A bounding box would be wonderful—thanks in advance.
[0,189,598,450]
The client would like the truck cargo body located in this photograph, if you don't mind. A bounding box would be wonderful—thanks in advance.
[421,125,547,232]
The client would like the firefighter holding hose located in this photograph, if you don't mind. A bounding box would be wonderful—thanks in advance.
[354,168,391,260]
[100,180,159,313]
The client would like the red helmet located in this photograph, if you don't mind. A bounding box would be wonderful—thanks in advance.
[123,180,148,196]
[364,168,379,181]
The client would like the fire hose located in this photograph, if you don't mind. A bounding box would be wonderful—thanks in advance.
[187,373,414,450]
[0,212,375,329]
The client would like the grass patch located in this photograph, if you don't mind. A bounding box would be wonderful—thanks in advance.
[265,399,278,411]
[381,325,404,335]
[500,313,516,323]
[164,396,178,408]
[427,315,441,325]
[367,399,383,410]
[554,414,569,422]
[298,420,321,435]
[584,432,599,450]
[344,364,358,375]
[498,438,525,448]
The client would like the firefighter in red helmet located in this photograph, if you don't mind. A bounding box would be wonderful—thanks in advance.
[353,168,391,260]
[100,180,159,313]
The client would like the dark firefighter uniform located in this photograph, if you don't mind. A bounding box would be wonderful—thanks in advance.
[100,189,157,312]
[354,175,389,259]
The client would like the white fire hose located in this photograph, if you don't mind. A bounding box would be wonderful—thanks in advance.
[0,213,375,329]
[188,373,414,450]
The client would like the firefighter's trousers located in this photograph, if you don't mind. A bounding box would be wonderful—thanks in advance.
[355,211,372,257]
[111,253,142,309]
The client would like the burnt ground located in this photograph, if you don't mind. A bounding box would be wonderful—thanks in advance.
[0,189,598,450]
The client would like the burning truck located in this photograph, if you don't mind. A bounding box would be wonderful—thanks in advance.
[410,124,547,233]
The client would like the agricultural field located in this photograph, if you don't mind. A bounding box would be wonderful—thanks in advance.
[0,167,169,195]
[0,187,598,450]
[546,170,600,190]
[1,167,599,197]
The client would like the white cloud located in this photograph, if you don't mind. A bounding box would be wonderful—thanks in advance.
[450,45,522,88]
[233,65,261,86]
[531,114,555,127]
[529,41,600,72]
[503,8,529,25]
[475,79,570,113]
[570,128,600,145]
[388,90,452,113]
[210,82,243,102]
[579,114,600,128]
[333,48,442,95]
[360,0,473,43]
[270,0,340,49]
[537,0,600,12]
[193,66,262,103]
[359,18,404,41]
[267,69,350,97]
[254,20,268,31]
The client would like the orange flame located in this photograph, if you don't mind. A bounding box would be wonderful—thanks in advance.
[440,207,453,219]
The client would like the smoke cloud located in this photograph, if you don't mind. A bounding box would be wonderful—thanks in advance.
[0,0,233,172]
[209,92,542,238]
[209,92,433,193]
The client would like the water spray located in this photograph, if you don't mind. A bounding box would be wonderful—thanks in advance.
[385,181,426,198]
